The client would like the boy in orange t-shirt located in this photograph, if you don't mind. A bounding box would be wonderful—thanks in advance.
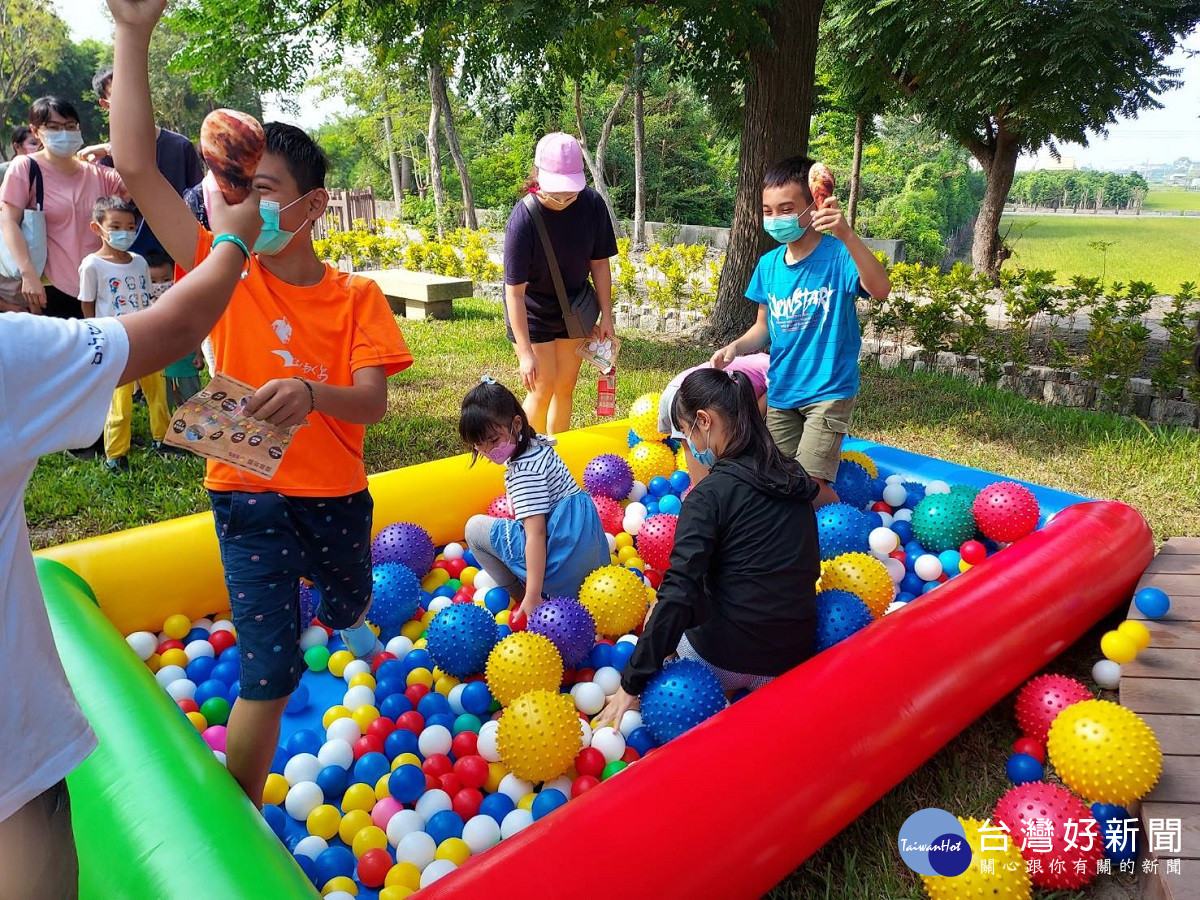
[108,0,412,806]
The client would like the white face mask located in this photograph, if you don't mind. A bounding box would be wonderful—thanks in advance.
[42,130,84,158]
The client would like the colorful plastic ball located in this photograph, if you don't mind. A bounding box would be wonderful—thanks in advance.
[1046,698,1162,805]
[1100,630,1138,664]
[1090,803,1139,864]
[316,764,349,800]
[973,482,1040,543]
[1005,752,1044,785]
[601,760,628,780]
[646,475,671,498]
[460,814,502,855]
[314,846,357,886]
[959,539,987,566]
[370,563,422,636]
[1134,586,1170,619]
[478,792,516,826]
[500,808,534,840]
[831,461,873,511]
[658,495,682,516]
[993,782,1102,889]
[459,681,493,717]
[1091,658,1122,690]
[306,803,342,840]
[305,645,331,673]
[424,602,499,678]
[526,597,597,668]
[1012,737,1045,764]
[639,659,726,744]
[912,554,943,582]
[582,453,635,501]
[352,752,391,790]
[530,788,568,820]
[418,724,454,759]
[162,613,192,640]
[919,816,1032,900]
[820,552,894,618]
[815,589,873,652]
[579,566,648,637]
[284,683,310,716]
[425,809,465,845]
[350,847,391,889]
[1014,674,1092,742]
[636,514,678,573]
[261,803,288,839]
[495,689,581,783]
[484,632,564,707]
[626,441,676,487]
[1116,619,1151,652]
[590,494,625,536]
[285,781,325,821]
[911,492,977,553]
[372,522,435,575]
[485,493,514,520]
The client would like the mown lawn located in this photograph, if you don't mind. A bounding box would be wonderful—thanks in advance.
[1142,187,1200,212]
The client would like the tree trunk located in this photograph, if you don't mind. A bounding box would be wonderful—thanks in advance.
[632,37,648,249]
[425,67,447,239]
[968,123,1020,278]
[847,112,865,230]
[573,79,629,239]
[709,0,823,344]
[429,62,477,230]
[380,87,404,203]
[400,153,415,195]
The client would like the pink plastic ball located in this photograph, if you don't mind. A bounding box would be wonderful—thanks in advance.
[202,725,227,753]
[371,797,403,830]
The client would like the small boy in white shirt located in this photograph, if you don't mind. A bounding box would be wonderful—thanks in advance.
[78,196,174,471]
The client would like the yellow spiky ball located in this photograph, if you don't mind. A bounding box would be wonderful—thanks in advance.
[496,689,582,783]
[840,449,878,478]
[627,441,676,486]
[676,443,688,473]
[484,632,564,707]
[921,816,1032,900]
[630,392,667,442]
[820,552,894,618]
[579,565,649,636]
[1047,698,1162,805]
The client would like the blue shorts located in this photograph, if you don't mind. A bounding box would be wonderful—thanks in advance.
[210,489,374,701]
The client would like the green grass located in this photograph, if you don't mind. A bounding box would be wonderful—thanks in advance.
[1142,187,1200,212]
[1000,214,1200,288]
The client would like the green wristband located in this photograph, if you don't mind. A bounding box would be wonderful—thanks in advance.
[212,233,251,261]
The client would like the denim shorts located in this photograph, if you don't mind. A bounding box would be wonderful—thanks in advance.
[209,489,374,700]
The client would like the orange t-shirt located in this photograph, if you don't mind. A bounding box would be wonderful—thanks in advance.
[194,226,412,496]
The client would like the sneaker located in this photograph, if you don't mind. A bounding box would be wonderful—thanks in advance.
[105,456,131,473]
[153,441,189,457]
[67,446,100,461]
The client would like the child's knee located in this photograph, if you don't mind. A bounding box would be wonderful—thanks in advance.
[465,514,493,547]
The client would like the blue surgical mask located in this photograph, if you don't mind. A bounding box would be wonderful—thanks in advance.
[254,191,314,256]
[763,201,814,244]
[104,228,136,252]
[42,130,83,158]
[685,420,717,468]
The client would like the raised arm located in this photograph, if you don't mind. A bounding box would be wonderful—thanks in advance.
[107,0,204,270]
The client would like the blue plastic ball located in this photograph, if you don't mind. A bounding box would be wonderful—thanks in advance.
[185,627,209,645]
[418,692,452,719]
[406,649,433,671]
[644,501,660,517]
[531,789,568,820]
[610,639,636,672]
[904,540,926,561]
[388,764,426,803]
[626,726,656,755]
[937,550,962,578]
[460,681,494,717]
[193,678,227,707]
[815,589,874,652]
[262,803,288,838]
[352,752,390,787]
[375,677,405,700]
[1092,803,1139,863]
[270,746,289,775]
[900,572,924,596]
[186,656,217,684]
[316,764,348,799]
[384,728,420,761]
[483,587,512,615]
[376,659,406,682]
[895,592,916,604]
[463,549,478,568]
[891,520,914,543]
[815,502,872,560]
[284,683,310,715]
[425,809,465,844]
[294,853,318,887]
[901,481,926,510]
[218,645,240,664]
[658,495,682,516]
[314,846,356,884]
[832,460,873,511]
[864,512,884,531]
[669,470,691,493]
[1134,586,1170,619]
[647,476,671,498]
[227,680,240,703]
[921,581,941,594]
[426,602,500,677]
[433,585,456,599]
[496,624,512,640]
[640,659,726,744]
[589,642,615,670]
[426,713,455,732]
[380,693,414,722]
[211,660,239,685]
[286,728,322,758]
[478,791,515,824]
[370,562,422,636]
[1005,752,1044,785]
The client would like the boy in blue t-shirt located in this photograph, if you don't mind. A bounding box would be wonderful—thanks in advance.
[712,156,891,507]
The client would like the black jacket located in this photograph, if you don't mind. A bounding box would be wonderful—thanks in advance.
[622,450,821,695]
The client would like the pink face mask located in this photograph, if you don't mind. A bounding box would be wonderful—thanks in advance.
[483,441,517,465]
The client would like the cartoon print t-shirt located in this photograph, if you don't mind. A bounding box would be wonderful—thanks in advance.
[746,235,868,409]
[77,252,153,318]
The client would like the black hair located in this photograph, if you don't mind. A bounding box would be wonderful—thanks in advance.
[763,155,815,202]
[458,380,536,465]
[29,97,81,128]
[92,196,135,224]
[672,368,806,481]
[93,66,114,101]
[11,125,33,149]
[144,250,175,270]
[182,182,210,230]
[264,122,327,194]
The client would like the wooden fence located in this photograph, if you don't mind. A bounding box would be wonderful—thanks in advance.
[313,188,377,238]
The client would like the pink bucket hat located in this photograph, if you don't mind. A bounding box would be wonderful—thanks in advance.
[534,132,587,193]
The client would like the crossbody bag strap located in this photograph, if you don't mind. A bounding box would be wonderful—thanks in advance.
[26,158,44,211]
[523,192,574,324]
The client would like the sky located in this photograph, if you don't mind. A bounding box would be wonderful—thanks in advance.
[60,2,1199,170]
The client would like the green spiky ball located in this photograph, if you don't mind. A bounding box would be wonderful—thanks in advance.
[912,491,977,552]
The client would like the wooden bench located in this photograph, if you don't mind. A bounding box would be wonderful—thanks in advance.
[357,268,474,320]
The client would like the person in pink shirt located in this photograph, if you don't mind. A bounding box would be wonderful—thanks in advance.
[0,97,127,319]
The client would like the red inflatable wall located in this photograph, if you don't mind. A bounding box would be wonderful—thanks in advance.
[419,501,1152,899]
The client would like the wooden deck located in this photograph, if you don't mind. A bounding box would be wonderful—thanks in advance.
[1121,537,1200,900]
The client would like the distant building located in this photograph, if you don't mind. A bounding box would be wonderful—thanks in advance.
[1042,157,1078,171]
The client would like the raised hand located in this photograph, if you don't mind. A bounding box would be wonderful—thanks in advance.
[105,0,167,30]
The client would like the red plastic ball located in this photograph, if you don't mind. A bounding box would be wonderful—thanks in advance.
[177,699,199,714]
[486,494,514,520]
[591,494,625,535]
[438,773,462,795]
[1013,736,1045,763]
[370,651,397,673]
[451,589,474,604]
[432,560,451,573]
[636,514,678,573]
[358,848,393,888]
[973,482,1040,543]
[451,732,478,759]
[994,782,1102,889]
[396,711,425,734]
[444,558,467,579]
[871,501,892,513]
[620,747,641,764]
[644,569,663,589]
[405,684,431,705]
[424,773,440,792]
[208,630,237,654]
[453,787,483,820]
[571,775,599,798]
[574,668,596,684]
[353,734,384,759]
[1015,674,1092,742]
[453,754,490,790]
[575,747,606,779]
[158,639,184,655]
[509,610,527,633]
[959,539,987,565]
[423,754,453,778]
[889,550,906,565]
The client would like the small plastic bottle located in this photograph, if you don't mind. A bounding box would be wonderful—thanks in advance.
[597,368,617,417]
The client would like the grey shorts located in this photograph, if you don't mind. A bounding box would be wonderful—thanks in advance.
[766,397,857,483]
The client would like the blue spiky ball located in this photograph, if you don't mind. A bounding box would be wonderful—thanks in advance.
[426,602,500,677]
[369,562,422,636]
[527,597,596,668]
[371,522,435,576]
[832,460,873,510]
[815,589,874,651]
[298,581,319,629]
[901,480,926,510]
[815,502,872,560]
[640,659,727,744]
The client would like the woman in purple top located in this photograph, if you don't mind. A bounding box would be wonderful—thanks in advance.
[502,133,617,436]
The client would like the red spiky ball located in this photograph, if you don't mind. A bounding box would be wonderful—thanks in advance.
[973,482,1040,543]
[591,495,625,536]
[486,494,514,520]
[1015,674,1092,742]
[637,514,678,573]
[993,781,1102,890]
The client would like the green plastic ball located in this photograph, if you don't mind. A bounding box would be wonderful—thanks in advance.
[911,491,977,552]
[200,696,230,726]
[453,713,482,735]
[601,760,628,780]
[304,645,331,672]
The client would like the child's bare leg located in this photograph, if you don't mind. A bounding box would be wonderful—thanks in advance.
[226,696,288,809]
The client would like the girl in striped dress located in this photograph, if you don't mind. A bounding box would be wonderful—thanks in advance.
[459,377,608,618]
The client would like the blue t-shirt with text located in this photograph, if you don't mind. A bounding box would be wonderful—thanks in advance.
[746,235,867,408]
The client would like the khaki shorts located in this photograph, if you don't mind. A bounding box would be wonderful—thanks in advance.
[767,397,856,483]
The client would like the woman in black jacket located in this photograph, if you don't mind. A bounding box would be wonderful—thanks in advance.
[599,368,822,724]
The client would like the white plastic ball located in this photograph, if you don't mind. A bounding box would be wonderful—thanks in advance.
[420,859,458,887]
[284,781,323,820]
[500,808,534,839]
[592,666,622,696]
[925,480,951,495]
[869,527,899,555]
[126,631,157,660]
[342,685,375,710]
[299,625,328,652]
[448,684,467,716]
[443,542,465,561]
[418,724,453,758]
[606,534,617,553]
[325,718,361,744]
[317,739,354,770]
[885,474,904,485]
[1092,658,1123,690]
[284,753,322,786]
[913,554,943,582]
[166,679,197,702]
[386,808,426,847]
[427,595,452,614]
[213,750,227,766]
[881,483,907,508]
[476,721,501,762]
[543,775,573,796]
[571,682,606,716]
[623,515,643,536]
[579,718,593,747]
[884,557,907,584]
[342,659,370,683]
[385,635,414,658]
[462,815,501,854]
[892,508,913,522]
[183,639,215,661]
[617,634,638,645]
[628,481,647,501]
[326,891,356,900]
[192,617,214,631]
[211,619,235,634]
[473,570,498,594]
[397,830,437,870]
[877,512,894,527]
[884,601,908,615]
[497,774,533,804]
[618,710,643,737]
[590,727,626,763]
[293,835,328,860]
[415,789,452,821]
[625,502,648,522]
[154,664,187,688]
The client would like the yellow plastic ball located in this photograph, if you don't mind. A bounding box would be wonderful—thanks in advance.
[393,753,422,770]
[840,449,879,479]
[413,637,428,650]
[485,762,508,793]
[328,650,356,679]
[1047,698,1162,805]
[375,774,392,801]
[379,887,415,900]
[348,673,377,691]
[420,609,437,626]
[352,824,388,858]
[341,783,377,814]
[400,620,425,641]
[579,565,649,636]
[435,674,460,696]
[626,440,676,486]
[323,705,352,729]
[1100,629,1138,664]
[1117,619,1151,652]
[485,632,564,706]
[385,862,422,890]
[263,772,289,807]
[625,557,645,572]
[614,532,634,550]
[920,816,1031,900]
[160,648,189,670]
[306,804,342,840]
[459,566,479,586]
[352,705,380,732]
[322,876,358,896]
[617,546,639,564]
[186,711,207,731]
[436,837,471,865]
[163,613,192,640]
[494,609,511,626]
[517,792,536,811]
[676,444,688,473]
[630,392,667,442]
[406,667,434,688]
[609,554,620,566]
[145,652,162,673]
[338,809,372,845]
[820,552,894,618]
[423,568,451,589]
[497,689,581,783]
